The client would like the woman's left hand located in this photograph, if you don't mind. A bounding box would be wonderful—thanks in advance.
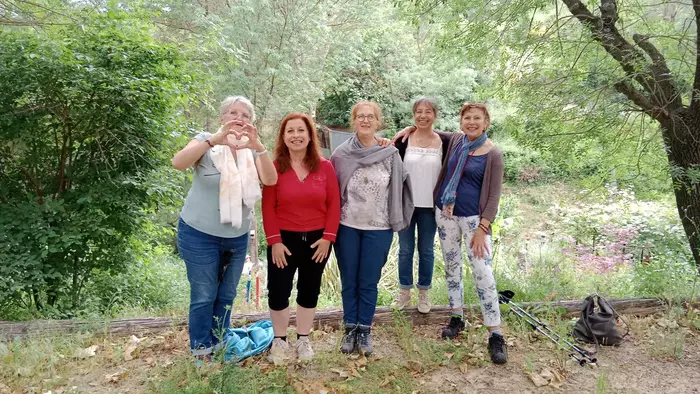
[233,123,266,152]
[470,228,491,259]
[376,137,392,148]
[310,238,331,263]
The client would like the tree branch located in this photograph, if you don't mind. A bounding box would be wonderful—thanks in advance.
[562,0,682,120]
[614,80,669,121]
[599,0,618,27]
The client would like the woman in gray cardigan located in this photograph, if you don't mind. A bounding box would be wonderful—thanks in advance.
[330,101,413,357]
[394,102,506,365]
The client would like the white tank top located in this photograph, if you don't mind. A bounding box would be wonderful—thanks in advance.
[404,145,442,208]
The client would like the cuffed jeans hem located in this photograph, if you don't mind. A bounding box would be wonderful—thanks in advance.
[399,284,414,290]
[416,284,432,290]
[191,346,214,356]
[358,324,372,330]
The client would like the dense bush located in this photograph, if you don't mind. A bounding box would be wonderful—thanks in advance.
[0,10,189,316]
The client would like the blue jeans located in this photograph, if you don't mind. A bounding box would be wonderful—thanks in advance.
[398,207,437,290]
[177,218,248,355]
[334,224,393,327]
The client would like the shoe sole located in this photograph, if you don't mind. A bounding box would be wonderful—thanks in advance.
[340,346,356,354]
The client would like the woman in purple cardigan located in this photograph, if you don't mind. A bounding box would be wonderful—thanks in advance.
[395,102,506,365]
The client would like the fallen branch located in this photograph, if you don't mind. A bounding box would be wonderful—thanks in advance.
[0,297,692,340]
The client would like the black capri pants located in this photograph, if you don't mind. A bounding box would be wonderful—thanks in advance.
[267,229,331,311]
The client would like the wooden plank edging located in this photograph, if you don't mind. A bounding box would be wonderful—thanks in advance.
[0,297,690,340]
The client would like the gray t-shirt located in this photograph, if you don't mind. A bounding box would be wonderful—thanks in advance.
[179,132,254,238]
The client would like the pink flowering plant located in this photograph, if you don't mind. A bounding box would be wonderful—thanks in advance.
[551,185,691,273]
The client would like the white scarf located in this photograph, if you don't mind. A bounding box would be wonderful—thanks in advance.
[209,145,261,228]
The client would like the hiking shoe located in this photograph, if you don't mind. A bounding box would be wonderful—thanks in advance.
[268,338,291,365]
[441,316,465,339]
[417,290,431,314]
[395,289,412,309]
[296,336,314,361]
[194,354,213,368]
[340,324,358,354]
[488,333,508,364]
[357,327,373,357]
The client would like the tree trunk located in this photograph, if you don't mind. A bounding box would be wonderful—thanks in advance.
[662,115,700,267]
[560,0,700,268]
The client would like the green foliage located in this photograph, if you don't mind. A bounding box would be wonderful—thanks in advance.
[0,8,189,316]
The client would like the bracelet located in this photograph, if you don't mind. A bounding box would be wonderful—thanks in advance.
[253,148,268,158]
[205,139,214,148]
[478,224,489,232]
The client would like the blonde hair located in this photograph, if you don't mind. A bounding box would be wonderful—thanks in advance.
[459,102,490,124]
[349,101,383,130]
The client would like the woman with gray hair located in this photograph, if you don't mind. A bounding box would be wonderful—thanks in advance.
[392,97,449,314]
[172,96,277,365]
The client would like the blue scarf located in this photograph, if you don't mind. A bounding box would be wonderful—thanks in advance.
[440,132,488,207]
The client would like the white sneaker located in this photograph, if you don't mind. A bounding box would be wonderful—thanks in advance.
[268,338,291,365]
[418,290,431,314]
[296,336,314,361]
[395,289,412,309]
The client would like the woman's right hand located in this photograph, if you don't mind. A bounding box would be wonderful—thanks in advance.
[208,120,245,145]
[391,126,417,145]
[271,243,291,268]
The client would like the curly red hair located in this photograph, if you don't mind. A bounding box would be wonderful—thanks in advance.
[273,112,323,173]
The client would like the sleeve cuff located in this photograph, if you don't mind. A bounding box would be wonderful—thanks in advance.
[266,234,282,244]
[322,232,337,243]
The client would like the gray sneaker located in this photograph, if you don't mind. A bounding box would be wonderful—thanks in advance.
[357,326,373,357]
[296,336,314,361]
[417,290,431,314]
[340,324,357,354]
[394,289,411,309]
[268,338,291,365]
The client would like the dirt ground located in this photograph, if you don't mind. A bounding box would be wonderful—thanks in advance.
[2,312,699,394]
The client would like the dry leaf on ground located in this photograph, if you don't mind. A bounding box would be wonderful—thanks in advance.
[104,369,129,384]
[74,345,98,359]
[124,335,141,361]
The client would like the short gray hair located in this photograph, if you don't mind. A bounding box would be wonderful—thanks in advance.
[412,96,439,117]
[219,95,256,122]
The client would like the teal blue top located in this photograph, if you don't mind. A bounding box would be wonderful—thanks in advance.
[179,132,253,238]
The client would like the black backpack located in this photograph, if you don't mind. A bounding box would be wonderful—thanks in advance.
[572,294,628,347]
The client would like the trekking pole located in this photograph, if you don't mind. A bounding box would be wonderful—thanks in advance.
[498,291,597,365]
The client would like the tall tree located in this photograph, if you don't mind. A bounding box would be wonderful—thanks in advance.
[559,0,700,266]
[406,0,699,267]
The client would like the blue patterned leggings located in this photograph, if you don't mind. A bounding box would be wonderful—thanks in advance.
[436,209,501,327]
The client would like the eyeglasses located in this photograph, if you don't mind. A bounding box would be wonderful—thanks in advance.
[355,114,376,122]
[228,110,251,120]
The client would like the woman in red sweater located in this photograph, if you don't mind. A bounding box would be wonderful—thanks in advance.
[262,112,341,363]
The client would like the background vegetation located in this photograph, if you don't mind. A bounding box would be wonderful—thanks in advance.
[0,0,697,322]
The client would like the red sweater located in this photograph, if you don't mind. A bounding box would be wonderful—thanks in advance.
[262,158,341,245]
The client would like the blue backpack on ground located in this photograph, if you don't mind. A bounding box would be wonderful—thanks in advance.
[223,319,274,363]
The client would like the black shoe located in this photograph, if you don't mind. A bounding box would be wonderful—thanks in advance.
[340,324,357,354]
[488,333,508,364]
[441,316,465,339]
[356,326,373,357]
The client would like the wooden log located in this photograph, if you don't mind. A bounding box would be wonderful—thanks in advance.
[0,297,690,340]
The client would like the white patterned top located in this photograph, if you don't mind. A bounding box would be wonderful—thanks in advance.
[404,146,442,207]
[340,157,393,230]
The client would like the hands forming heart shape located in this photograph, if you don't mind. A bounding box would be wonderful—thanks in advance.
[212,120,265,152]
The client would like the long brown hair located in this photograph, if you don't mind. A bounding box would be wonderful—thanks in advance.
[273,112,323,173]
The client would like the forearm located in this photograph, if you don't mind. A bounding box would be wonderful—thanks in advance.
[255,152,278,186]
[172,140,210,170]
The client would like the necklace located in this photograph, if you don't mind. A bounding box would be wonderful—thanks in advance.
[412,133,434,148]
